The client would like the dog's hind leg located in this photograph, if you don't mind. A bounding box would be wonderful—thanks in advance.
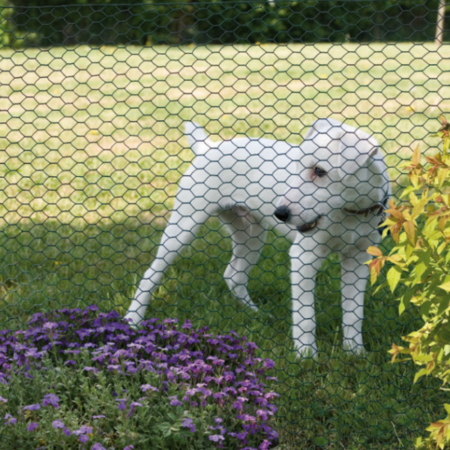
[221,207,267,312]
[125,207,212,326]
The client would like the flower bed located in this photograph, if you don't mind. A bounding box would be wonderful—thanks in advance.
[0,306,279,450]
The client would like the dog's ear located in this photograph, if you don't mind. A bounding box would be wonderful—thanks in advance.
[304,118,344,141]
[338,127,380,177]
[185,122,212,155]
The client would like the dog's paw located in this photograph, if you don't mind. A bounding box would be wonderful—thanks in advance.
[295,343,318,360]
[238,296,259,313]
[343,341,367,356]
[123,311,143,328]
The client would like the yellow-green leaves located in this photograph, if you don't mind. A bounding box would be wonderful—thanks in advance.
[367,246,385,285]
[438,281,450,292]
[404,144,423,187]
[403,220,416,244]
[425,415,450,449]
[387,266,402,293]
[436,115,450,157]
[371,117,450,450]
[367,246,382,257]
[411,193,429,220]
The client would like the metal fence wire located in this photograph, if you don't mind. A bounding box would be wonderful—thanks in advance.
[1,0,450,448]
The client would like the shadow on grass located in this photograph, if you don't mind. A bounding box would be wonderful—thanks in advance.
[0,217,446,449]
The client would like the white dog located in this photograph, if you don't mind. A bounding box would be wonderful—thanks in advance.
[125,119,391,357]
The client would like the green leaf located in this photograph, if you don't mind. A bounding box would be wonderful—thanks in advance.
[437,297,450,315]
[387,266,402,293]
[420,299,433,316]
[435,326,450,344]
[399,297,407,315]
[399,289,414,315]
[400,185,417,199]
[313,437,328,447]
[414,368,429,383]
[414,261,428,280]
[439,281,450,292]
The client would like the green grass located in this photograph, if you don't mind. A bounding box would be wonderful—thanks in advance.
[1,42,450,448]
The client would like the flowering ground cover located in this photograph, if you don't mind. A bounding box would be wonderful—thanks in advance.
[0,306,279,449]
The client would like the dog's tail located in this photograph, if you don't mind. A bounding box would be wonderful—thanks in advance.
[185,122,213,155]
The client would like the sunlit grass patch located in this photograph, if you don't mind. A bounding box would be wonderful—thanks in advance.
[0,43,449,226]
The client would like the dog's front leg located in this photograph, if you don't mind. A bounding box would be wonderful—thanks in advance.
[341,252,369,355]
[290,242,326,358]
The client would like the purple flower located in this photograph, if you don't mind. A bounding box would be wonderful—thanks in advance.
[123,446,135,450]
[209,434,225,442]
[27,422,38,432]
[92,445,106,450]
[43,322,58,331]
[259,440,271,450]
[72,425,93,442]
[263,359,275,369]
[264,392,279,401]
[239,414,257,424]
[4,414,17,425]
[141,384,158,393]
[0,396,7,404]
[24,404,41,411]
[169,396,182,407]
[93,415,105,420]
[115,398,127,411]
[237,431,248,440]
[256,410,270,421]
[181,418,196,433]
[43,394,60,409]
[128,401,143,417]
[73,425,93,435]
[52,419,65,429]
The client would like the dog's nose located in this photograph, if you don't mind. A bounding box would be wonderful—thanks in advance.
[274,206,291,222]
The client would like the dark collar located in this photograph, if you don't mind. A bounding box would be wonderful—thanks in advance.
[343,195,388,217]
[343,203,384,217]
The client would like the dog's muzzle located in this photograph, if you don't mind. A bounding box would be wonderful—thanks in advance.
[274,206,321,233]
[297,216,321,233]
[274,206,291,222]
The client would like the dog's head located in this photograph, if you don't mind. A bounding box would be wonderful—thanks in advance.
[275,118,390,234]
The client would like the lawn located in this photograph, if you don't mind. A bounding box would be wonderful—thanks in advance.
[0,42,450,449]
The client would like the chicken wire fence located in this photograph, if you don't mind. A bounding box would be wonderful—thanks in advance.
[0,0,449,448]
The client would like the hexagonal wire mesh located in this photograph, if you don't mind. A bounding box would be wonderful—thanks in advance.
[0,0,449,448]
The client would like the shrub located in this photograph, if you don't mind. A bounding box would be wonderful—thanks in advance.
[0,3,15,47]
[0,306,279,449]
[370,116,450,449]
[2,0,445,47]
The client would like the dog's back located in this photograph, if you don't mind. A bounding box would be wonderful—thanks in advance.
[183,135,299,227]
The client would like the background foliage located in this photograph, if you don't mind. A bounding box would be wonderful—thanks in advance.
[0,0,449,47]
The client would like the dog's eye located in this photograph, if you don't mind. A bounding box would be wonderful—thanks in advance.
[314,166,327,178]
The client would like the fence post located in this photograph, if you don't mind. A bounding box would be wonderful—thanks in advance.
[435,0,446,45]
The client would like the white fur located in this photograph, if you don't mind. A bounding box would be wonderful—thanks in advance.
[125,119,391,358]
